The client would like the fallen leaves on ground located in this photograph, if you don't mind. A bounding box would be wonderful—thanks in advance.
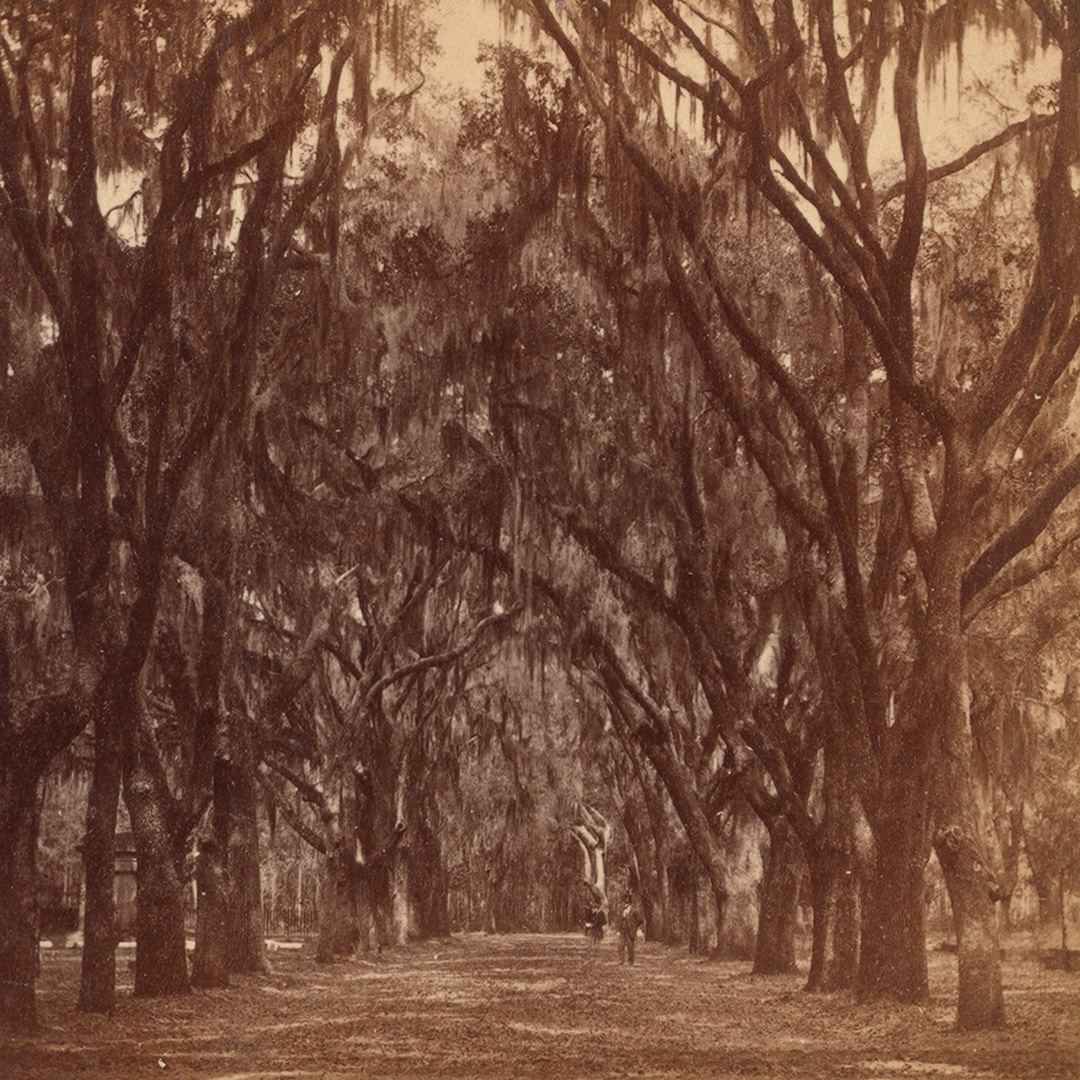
[3,933,1077,1079]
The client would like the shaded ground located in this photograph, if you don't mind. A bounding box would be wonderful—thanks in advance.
[3,932,1077,1079]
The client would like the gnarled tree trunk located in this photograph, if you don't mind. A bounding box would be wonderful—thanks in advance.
[124,716,189,996]
[316,853,357,962]
[934,821,1005,1028]
[934,678,1005,1028]
[806,735,862,992]
[225,755,269,973]
[858,739,933,1004]
[753,815,803,974]
[79,712,122,1011]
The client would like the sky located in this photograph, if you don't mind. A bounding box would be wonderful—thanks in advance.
[425,0,1059,172]
[424,0,550,99]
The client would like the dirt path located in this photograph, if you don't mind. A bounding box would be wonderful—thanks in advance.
[3,933,1077,1079]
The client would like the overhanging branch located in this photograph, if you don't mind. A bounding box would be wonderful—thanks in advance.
[962,449,1080,610]
[879,112,1058,206]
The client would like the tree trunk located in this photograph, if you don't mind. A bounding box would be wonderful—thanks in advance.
[124,719,189,996]
[928,505,1004,1029]
[806,733,861,992]
[753,816,802,974]
[652,859,672,943]
[930,686,1005,1028]
[390,848,411,944]
[79,713,122,1011]
[858,780,931,1003]
[0,772,43,1032]
[354,870,379,952]
[644,777,673,942]
[190,835,230,988]
[688,864,701,955]
[933,683,1005,1028]
[934,823,1005,1028]
[632,736,732,935]
[190,757,231,989]
[806,838,860,991]
[410,822,448,938]
[225,754,269,973]
[316,854,357,961]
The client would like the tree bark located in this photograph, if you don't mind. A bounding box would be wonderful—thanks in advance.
[78,712,122,1011]
[926,480,1004,1028]
[190,757,231,989]
[316,853,357,962]
[930,645,1005,1028]
[124,717,189,996]
[190,834,230,988]
[806,838,861,991]
[653,859,672,943]
[390,848,412,945]
[934,823,1005,1027]
[410,820,448,938]
[858,752,932,1003]
[0,771,42,1031]
[753,816,802,975]
[933,668,1005,1028]
[225,756,269,973]
[354,869,379,952]
[645,782,673,943]
[806,734,861,992]
[192,738,268,981]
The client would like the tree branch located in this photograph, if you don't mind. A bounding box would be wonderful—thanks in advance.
[1024,0,1065,43]
[975,311,1080,467]
[262,757,332,819]
[888,0,928,286]
[0,66,69,335]
[963,528,1080,628]
[879,112,1058,206]
[962,450,1080,610]
[255,768,328,853]
[360,605,522,711]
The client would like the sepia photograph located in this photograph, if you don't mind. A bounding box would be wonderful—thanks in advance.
[0,0,1078,1075]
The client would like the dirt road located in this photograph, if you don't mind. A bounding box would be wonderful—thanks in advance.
[3,932,1077,1078]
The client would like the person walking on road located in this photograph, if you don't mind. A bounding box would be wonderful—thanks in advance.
[618,891,644,965]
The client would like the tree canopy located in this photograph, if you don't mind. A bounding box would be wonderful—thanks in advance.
[2,0,1079,1038]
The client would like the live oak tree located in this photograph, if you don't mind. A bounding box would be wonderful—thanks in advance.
[583,688,689,945]
[451,42,870,978]
[445,666,592,935]
[235,224,528,955]
[249,495,522,957]
[529,0,1080,1029]
[967,549,1080,941]
[6,0,1076,1041]
[350,42,826,975]
[0,0,396,1024]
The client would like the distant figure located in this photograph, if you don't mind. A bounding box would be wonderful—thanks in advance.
[584,900,607,949]
[618,892,644,965]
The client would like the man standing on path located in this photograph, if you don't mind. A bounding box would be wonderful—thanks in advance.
[618,891,644,965]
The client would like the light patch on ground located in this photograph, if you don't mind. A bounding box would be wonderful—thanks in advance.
[850,1063,996,1077]
[206,1073,325,1080]
[483,978,567,992]
[506,1021,600,1036]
